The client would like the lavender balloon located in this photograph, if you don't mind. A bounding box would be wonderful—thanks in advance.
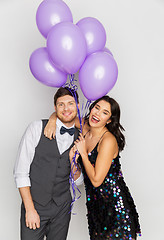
[36,0,73,38]
[47,22,87,74]
[76,17,106,56]
[103,47,113,56]
[79,52,118,100]
[29,47,67,87]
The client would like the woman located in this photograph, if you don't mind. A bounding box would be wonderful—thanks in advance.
[45,95,141,240]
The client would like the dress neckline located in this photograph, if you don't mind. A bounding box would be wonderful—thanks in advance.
[84,130,109,155]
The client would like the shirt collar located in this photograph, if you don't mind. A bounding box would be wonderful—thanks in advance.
[56,118,75,129]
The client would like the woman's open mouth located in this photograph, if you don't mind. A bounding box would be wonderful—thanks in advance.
[91,115,100,123]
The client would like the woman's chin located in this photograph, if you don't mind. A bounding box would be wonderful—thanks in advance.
[89,120,99,127]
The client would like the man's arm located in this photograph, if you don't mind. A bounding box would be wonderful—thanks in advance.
[19,187,40,230]
[14,121,42,230]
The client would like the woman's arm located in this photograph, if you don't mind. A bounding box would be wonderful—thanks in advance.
[44,112,57,139]
[75,133,117,187]
[44,112,90,139]
[69,145,81,181]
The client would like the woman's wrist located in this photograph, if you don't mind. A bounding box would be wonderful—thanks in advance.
[81,152,88,160]
[49,118,56,123]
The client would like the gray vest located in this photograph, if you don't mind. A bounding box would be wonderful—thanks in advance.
[30,120,79,206]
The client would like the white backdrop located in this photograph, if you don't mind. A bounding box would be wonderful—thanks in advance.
[0,0,164,239]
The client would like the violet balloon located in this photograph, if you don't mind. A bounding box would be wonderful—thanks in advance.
[76,17,106,56]
[47,22,87,74]
[36,0,73,38]
[79,52,118,101]
[103,47,113,56]
[29,47,67,87]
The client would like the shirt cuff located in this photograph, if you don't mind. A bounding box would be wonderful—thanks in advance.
[74,172,84,186]
[15,177,31,188]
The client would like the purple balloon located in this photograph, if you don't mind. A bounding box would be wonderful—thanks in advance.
[76,17,106,56]
[29,47,67,87]
[36,0,73,38]
[103,47,113,56]
[47,22,87,74]
[79,52,118,100]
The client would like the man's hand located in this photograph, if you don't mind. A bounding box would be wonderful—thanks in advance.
[19,186,40,230]
[25,208,40,230]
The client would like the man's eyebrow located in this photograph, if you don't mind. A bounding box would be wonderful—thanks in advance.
[57,100,75,104]
[57,102,63,104]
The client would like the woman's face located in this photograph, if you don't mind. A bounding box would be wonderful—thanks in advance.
[89,100,112,128]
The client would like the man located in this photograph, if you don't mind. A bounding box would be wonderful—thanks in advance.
[14,87,83,240]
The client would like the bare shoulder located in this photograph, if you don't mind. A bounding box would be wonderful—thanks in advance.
[98,131,118,151]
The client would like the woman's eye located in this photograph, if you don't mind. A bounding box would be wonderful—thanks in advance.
[103,112,108,115]
[95,106,99,110]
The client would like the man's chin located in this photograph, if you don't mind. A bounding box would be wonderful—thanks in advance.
[57,115,76,124]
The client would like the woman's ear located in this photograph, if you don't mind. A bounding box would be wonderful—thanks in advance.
[107,119,111,124]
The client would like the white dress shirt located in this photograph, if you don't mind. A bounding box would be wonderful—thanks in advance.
[14,119,83,188]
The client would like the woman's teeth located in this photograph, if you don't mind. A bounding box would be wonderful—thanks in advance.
[92,116,99,121]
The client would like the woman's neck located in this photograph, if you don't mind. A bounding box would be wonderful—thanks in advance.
[89,126,107,138]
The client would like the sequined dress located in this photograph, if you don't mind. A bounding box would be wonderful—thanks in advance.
[78,143,141,240]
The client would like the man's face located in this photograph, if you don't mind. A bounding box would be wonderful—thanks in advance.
[55,95,78,127]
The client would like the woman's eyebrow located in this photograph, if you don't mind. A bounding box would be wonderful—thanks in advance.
[96,104,110,114]
[103,109,110,114]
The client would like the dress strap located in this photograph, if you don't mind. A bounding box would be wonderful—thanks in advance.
[98,131,109,143]
[83,130,90,138]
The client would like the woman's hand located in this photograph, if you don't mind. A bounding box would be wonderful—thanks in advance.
[74,133,87,157]
[44,112,57,140]
[69,145,77,161]
[69,145,79,162]
[44,121,56,140]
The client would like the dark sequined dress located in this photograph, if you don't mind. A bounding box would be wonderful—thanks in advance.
[78,143,141,240]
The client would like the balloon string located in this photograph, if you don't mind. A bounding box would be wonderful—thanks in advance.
[64,74,91,214]
[65,75,82,213]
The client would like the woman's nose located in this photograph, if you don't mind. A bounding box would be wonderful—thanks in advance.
[96,110,100,116]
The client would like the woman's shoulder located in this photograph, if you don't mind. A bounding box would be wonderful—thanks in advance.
[99,130,117,148]
[98,131,118,156]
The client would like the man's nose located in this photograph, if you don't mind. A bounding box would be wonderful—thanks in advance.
[64,104,68,110]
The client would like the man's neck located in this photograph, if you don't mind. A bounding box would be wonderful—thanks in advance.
[57,118,75,128]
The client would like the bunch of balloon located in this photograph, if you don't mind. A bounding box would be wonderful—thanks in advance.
[29,0,81,87]
[77,17,118,101]
[29,0,118,100]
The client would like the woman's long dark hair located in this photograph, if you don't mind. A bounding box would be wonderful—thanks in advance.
[85,96,125,152]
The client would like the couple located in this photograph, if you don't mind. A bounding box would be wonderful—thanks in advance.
[14,87,141,240]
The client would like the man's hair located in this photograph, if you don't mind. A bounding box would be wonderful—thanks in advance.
[54,87,79,105]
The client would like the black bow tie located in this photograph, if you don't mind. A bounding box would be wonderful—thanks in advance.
[60,126,75,136]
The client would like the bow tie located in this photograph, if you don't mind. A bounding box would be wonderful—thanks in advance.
[60,126,75,136]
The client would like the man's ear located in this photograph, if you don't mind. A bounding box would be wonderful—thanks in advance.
[77,103,80,110]
[54,105,56,112]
